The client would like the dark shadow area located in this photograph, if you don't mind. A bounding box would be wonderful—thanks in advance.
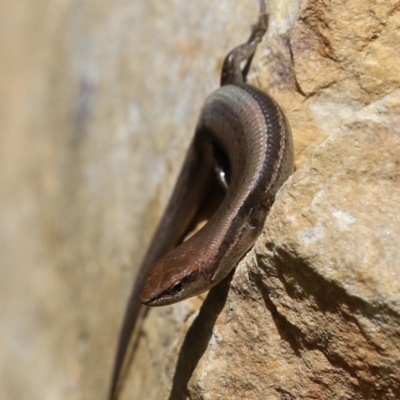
[167,270,234,400]
[251,265,303,358]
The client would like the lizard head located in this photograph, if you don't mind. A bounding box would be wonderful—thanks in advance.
[140,243,212,306]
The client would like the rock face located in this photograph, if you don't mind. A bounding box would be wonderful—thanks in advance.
[121,0,400,399]
[252,112,400,400]
[2,0,400,399]
[123,103,400,397]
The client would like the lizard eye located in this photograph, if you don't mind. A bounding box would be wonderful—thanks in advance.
[167,280,185,296]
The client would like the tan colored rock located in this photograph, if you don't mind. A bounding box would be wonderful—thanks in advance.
[0,0,299,399]
[2,0,399,398]
[254,107,400,399]
[127,110,400,400]
[122,0,400,399]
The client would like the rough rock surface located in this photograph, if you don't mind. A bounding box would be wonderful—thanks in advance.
[121,0,400,399]
[2,0,400,399]
[123,104,400,398]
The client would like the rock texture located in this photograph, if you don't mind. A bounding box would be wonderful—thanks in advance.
[253,107,400,399]
[121,0,400,399]
[1,0,400,399]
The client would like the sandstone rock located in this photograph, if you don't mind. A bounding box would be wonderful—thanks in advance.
[122,0,400,399]
[2,0,400,398]
[124,99,400,400]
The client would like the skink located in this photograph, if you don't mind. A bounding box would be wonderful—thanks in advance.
[110,2,294,398]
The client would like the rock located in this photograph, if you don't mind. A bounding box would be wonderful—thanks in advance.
[127,96,400,400]
[2,0,400,398]
[255,105,400,399]
[122,0,400,399]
